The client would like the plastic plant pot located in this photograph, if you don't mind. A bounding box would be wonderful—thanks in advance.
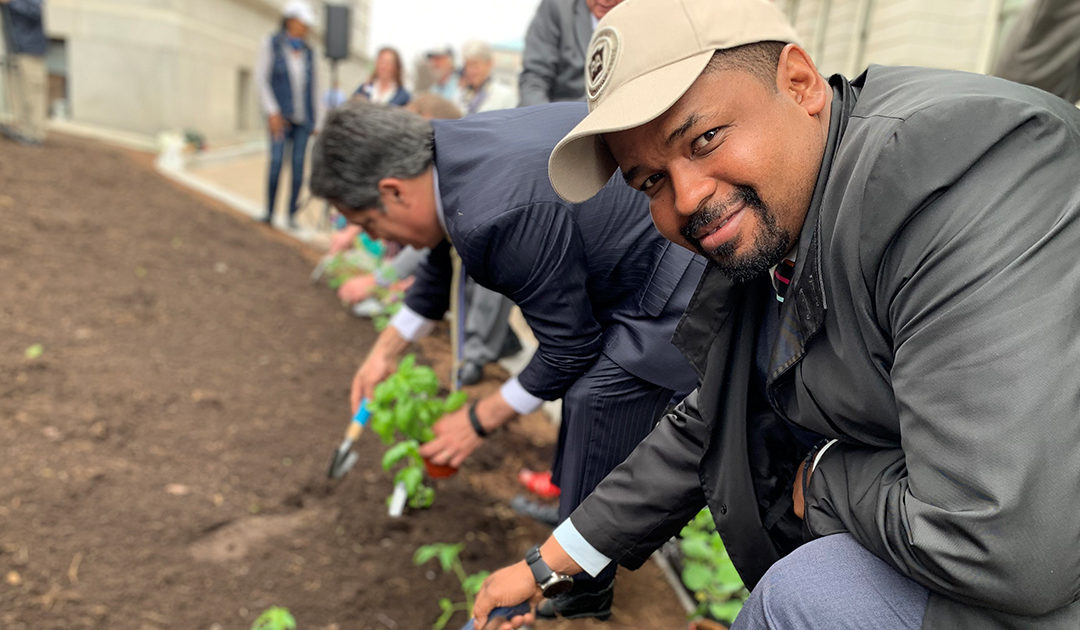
[423,457,458,479]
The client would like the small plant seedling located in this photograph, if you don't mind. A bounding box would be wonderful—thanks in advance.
[24,343,43,359]
[414,543,490,630]
[250,606,296,630]
[679,508,748,623]
[374,355,467,509]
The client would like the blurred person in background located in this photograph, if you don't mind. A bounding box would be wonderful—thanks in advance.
[992,0,1080,104]
[255,0,321,229]
[0,0,47,145]
[518,0,623,106]
[425,45,459,104]
[459,40,517,115]
[454,40,523,385]
[355,46,410,106]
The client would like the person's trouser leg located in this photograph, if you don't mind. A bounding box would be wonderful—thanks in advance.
[731,533,929,630]
[287,123,311,222]
[462,280,515,366]
[553,354,673,593]
[266,128,287,222]
[13,54,47,142]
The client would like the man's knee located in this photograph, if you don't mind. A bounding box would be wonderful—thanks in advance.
[733,534,927,630]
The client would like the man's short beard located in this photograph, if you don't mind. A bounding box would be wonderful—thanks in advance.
[681,186,792,284]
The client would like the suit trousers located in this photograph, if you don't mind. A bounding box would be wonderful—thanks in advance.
[731,533,928,629]
[553,352,674,589]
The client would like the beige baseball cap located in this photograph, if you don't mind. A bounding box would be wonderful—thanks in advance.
[548,0,800,203]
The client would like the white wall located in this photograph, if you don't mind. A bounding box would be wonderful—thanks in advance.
[45,0,371,144]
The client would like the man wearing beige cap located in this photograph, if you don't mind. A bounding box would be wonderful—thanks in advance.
[473,0,1080,628]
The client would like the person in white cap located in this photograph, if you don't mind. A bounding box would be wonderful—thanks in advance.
[254,0,321,228]
[473,0,1080,628]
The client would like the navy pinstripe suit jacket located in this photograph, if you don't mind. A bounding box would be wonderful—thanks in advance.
[404,103,704,400]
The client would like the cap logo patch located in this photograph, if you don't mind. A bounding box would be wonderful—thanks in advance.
[586,27,620,105]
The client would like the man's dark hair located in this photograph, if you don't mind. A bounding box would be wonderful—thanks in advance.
[310,101,434,211]
[705,41,788,90]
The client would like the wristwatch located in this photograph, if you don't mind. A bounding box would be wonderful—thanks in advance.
[526,545,574,597]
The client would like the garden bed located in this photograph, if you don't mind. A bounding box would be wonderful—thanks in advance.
[0,135,686,629]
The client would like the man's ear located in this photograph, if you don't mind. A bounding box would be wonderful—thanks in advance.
[776,44,827,117]
[377,177,406,208]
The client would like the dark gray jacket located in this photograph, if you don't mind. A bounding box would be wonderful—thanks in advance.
[517,0,593,107]
[2,0,46,57]
[571,66,1080,629]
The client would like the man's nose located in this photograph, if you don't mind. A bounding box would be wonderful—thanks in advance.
[670,162,717,218]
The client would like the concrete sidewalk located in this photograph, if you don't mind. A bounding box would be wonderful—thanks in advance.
[166,142,335,250]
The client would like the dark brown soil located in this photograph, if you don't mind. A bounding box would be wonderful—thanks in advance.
[0,135,687,629]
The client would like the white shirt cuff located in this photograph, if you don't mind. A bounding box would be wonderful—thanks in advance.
[553,520,612,578]
[389,305,437,342]
[499,377,544,415]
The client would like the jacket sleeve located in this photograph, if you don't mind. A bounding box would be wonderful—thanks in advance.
[517,0,562,107]
[461,203,603,401]
[571,390,708,568]
[804,96,1080,616]
[402,240,452,321]
[991,0,1080,103]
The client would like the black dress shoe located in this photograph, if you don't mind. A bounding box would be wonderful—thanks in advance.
[536,582,614,620]
[510,494,559,527]
[459,361,484,386]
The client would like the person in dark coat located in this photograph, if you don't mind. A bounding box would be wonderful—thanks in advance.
[992,0,1080,104]
[309,100,704,620]
[474,0,1080,628]
[518,0,623,106]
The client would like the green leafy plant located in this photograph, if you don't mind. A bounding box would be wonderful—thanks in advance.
[414,543,490,630]
[374,355,467,509]
[324,251,374,290]
[24,343,43,359]
[680,508,748,624]
[250,606,296,630]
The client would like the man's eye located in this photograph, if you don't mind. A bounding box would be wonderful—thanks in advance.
[692,127,721,154]
[640,173,665,193]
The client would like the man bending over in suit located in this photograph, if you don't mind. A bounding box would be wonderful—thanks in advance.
[309,100,705,620]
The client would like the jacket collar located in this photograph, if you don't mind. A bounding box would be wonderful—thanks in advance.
[673,74,858,378]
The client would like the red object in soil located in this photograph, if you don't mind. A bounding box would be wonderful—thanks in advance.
[424,458,459,479]
[517,468,561,499]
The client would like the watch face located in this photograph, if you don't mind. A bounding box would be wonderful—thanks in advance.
[542,576,574,598]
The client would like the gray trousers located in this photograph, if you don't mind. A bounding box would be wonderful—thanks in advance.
[731,533,928,630]
[462,279,515,365]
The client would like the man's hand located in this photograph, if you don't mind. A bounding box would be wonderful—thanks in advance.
[352,351,395,412]
[338,274,377,304]
[417,406,484,469]
[418,394,517,468]
[472,561,540,630]
[328,224,361,254]
[268,113,285,141]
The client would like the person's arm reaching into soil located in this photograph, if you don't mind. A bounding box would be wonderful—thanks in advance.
[473,537,584,630]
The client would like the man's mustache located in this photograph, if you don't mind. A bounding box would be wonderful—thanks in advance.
[680,186,765,245]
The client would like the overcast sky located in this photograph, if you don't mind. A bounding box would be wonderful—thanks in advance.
[366,0,543,68]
